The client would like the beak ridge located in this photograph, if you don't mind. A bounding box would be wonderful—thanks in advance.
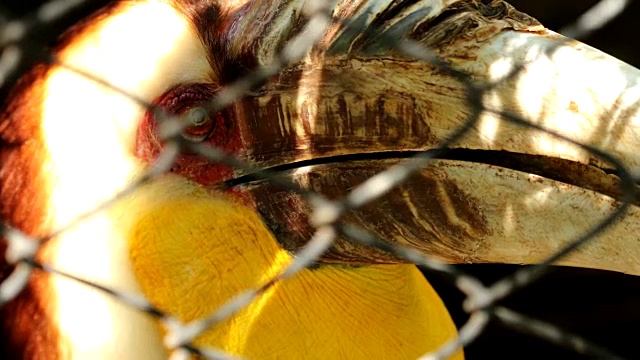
[229,1,640,275]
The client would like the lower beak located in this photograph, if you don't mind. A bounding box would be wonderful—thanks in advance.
[226,2,640,275]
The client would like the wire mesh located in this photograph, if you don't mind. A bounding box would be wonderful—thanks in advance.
[0,0,638,359]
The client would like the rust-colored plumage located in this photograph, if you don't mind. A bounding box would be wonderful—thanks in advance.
[1,0,640,359]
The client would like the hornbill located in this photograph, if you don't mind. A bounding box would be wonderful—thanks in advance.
[1,0,639,359]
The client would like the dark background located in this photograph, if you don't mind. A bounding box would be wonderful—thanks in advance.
[2,1,640,359]
[428,2,640,359]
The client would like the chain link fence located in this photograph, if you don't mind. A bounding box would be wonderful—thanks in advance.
[0,0,639,359]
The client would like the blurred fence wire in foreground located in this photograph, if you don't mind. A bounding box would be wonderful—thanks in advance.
[0,0,638,359]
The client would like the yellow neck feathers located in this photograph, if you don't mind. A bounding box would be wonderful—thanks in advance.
[123,177,461,359]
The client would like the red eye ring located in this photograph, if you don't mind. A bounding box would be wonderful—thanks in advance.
[137,82,244,186]
[182,106,215,142]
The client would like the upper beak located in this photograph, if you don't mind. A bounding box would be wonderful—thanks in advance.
[221,0,640,274]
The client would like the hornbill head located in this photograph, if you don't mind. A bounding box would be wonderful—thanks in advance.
[1,0,639,359]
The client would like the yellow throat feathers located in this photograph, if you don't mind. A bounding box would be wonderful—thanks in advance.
[123,177,462,359]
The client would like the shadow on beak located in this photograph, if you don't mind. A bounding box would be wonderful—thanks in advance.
[221,0,640,275]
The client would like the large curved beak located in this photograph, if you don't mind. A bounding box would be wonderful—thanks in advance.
[220,0,640,274]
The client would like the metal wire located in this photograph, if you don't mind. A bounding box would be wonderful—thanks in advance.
[0,0,637,359]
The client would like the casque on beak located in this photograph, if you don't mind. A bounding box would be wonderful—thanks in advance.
[221,0,640,274]
[0,1,637,358]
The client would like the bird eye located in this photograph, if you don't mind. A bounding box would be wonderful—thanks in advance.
[182,106,214,142]
[138,82,238,171]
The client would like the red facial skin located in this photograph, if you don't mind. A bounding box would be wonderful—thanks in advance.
[136,83,245,188]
